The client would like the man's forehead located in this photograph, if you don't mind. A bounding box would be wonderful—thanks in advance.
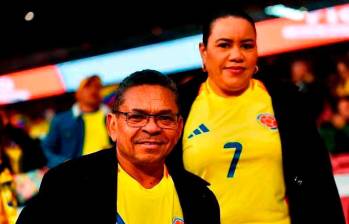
[125,85,174,97]
[120,85,177,109]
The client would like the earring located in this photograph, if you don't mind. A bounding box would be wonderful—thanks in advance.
[254,65,259,74]
[202,64,207,72]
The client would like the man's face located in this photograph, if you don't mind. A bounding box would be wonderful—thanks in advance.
[291,61,308,83]
[77,78,102,109]
[107,85,183,167]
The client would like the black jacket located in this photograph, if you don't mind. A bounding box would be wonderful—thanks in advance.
[17,148,220,224]
[167,73,345,224]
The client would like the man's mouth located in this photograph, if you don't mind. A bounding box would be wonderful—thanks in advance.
[139,142,161,145]
[135,140,164,145]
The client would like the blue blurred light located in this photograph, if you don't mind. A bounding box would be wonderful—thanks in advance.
[265,4,306,21]
[58,35,202,91]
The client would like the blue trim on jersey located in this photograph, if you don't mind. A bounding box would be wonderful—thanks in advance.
[193,129,202,135]
[188,123,210,139]
[199,124,209,132]
[116,213,125,224]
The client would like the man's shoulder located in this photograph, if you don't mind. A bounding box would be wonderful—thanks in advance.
[52,109,75,122]
[45,148,116,182]
[17,148,117,224]
[55,148,115,171]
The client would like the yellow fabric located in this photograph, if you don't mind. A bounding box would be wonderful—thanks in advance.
[82,110,110,155]
[29,120,49,139]
[183,79,290,224]
[336,79,349,97]
[4,144,22,174]
[0,168,18,224]
[117,164,184,224]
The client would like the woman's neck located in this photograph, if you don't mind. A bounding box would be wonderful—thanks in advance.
[207,78,249,97]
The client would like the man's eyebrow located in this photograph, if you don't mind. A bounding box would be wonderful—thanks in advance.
[131,109,177,114]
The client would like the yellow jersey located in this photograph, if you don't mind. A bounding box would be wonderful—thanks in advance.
[116,164,184,224]
[82,110,110,155]
[183,79,290,224]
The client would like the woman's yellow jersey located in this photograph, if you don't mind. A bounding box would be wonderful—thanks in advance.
[183,79,290,224]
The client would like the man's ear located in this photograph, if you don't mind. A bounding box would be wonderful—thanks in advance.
[106,113,118,142]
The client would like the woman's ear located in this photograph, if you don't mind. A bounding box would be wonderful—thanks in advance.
[106,113,118,142]
[199,42,207,71]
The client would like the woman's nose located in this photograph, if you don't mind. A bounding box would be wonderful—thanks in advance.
[228,47,244,62]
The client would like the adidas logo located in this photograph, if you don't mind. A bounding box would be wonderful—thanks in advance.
[188,124,210,139]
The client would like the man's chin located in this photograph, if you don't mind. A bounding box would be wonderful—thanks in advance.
[134,157,164,167]
[132,145,169,164]
[139,143,163,150]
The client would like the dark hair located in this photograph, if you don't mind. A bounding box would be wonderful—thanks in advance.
[112,69,179,112]
[202,7,256,46]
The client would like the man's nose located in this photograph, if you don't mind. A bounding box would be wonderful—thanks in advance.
[142,117,162,133]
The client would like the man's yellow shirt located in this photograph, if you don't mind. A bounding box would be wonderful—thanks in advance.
[116,164,184,224]
[183,79,290,224]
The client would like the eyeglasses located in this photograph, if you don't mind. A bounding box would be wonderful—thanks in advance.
[115,111,180,129]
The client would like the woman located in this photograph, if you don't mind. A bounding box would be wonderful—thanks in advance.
[168,8,345,224]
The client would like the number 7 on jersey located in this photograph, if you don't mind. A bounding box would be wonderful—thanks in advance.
[224,142,243,178]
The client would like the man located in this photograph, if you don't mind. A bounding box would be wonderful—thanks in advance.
[17,70,220,224]
[289,59,325,119]
[42,75,111,168]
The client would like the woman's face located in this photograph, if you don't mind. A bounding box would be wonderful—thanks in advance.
[200,16,258,96]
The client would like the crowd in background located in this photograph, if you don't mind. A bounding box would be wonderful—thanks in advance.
[287,55,349,155]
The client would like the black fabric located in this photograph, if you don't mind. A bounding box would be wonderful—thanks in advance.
[17,148,220,224]
[167,72,345,224]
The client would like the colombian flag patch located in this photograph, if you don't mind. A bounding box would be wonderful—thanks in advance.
[173,217,184,224]
[257,113,278,130]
